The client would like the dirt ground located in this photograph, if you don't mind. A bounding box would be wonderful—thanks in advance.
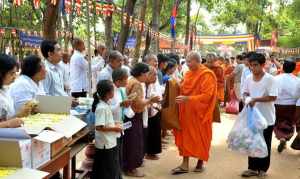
[78,113,300,179]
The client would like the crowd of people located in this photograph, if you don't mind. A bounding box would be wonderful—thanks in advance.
[1,37,300,179]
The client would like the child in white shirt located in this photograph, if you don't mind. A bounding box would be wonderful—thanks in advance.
[91,80,122,179]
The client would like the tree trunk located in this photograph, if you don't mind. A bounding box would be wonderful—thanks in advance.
[117,0,137,53]
[142,28,152,59]
[184,0,191,56]
[104,0,114,51]
[133,0,147,65]
[150,0,160,54]
[43,0,60,40]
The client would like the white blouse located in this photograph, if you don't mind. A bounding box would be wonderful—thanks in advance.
[0,87,15,121]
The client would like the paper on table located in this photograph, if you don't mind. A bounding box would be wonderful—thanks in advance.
[6,168,48,179]
[34,130,64,143]
[51,116,87,138]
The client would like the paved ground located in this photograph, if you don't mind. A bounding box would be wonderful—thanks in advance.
[78,113,300,179]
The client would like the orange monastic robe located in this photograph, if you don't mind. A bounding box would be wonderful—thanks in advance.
[208,65,224,102]
[174,65,217,161]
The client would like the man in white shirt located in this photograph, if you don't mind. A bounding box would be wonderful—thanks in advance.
[92,44,107,92]
[70,38,88,98]
[274,58,300,153]
[231,55,245,101]
[9,55,46,112]
[40,40,67,96]
[59,52,71,94]
[97,50,123,82]
[241,53,278,178]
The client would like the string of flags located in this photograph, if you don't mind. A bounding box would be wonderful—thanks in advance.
[0,27,73,39]
[8,0,176,42]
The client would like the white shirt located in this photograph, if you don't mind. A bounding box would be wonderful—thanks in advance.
[59,61,70,92]
[110,86,126,123]
[146,80,163,117]
[95,100,119,149]
[0,87,15,120]
[242,73,278,126]
[70,50,88,93]
[42,60,67,96]
[240,66,252,96]
[275,73,300,105]
[9,75,45,112]
[91,56,105,92]
[97,65,113,82]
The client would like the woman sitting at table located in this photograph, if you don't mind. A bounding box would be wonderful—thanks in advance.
[9,55,46,113]
[0,54,23,128]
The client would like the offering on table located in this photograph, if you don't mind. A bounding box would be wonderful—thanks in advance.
[0,167,18,177]
[22,113,69,134]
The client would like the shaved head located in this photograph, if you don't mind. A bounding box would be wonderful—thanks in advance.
[187,51,202,63]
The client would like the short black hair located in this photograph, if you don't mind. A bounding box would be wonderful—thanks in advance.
[157,54,169,65]
[40,40,57,58]
[112,68,128,82]
[236,55,243,61]
[248,53,266,65]
[21,55,43,78]
[245,51,256,59]
[92,80,114,112]
[0,54,17,89]
[164,59,176,74]
[131,63,150,77]
[283,58,296,73]
[167,53,180,64]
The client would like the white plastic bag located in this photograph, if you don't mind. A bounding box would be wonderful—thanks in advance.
[227,107,268,158]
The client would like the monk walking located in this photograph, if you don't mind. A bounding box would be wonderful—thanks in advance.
[172,51,217,174]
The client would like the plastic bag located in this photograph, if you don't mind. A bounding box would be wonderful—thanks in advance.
[227,107,268,158]
[247,107,268,132]
[225,90,239,114]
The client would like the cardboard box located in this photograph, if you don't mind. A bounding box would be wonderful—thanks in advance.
[33,130,66,158]
[0,129,32,168]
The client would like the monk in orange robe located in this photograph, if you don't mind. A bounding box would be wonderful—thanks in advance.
[223,58,234,103]
[205,54,225,102]
[172,52,217,175]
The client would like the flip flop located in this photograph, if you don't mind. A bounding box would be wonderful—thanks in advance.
[171,167,189,175]
[194,167,205,173]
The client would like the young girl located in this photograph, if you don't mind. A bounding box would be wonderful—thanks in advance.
[162,60,177,84]
[91,80,122,179]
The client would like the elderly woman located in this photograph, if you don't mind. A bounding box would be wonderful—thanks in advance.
[145,66,162,160]
[9,55,46,112]
[0,54,23,128]
[172,52,217,174]
[123,63,160,177]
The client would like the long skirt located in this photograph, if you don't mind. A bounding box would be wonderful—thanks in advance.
[91,147,121,179]
[274,104,296,141]
[123,113,144,171]
[146,112,162,155]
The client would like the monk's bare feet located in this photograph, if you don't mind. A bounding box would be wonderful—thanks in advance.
[194,160,205,173]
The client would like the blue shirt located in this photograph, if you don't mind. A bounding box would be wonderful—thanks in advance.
[42,60,68,96]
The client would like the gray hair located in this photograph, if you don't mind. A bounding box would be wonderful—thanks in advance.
[144,54,157,63]
[108,50,123,62]
[187,51,202,63]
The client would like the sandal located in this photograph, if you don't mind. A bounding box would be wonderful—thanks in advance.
[171,167,189,175]
[241,169,258,177]
[194,166,205,173]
